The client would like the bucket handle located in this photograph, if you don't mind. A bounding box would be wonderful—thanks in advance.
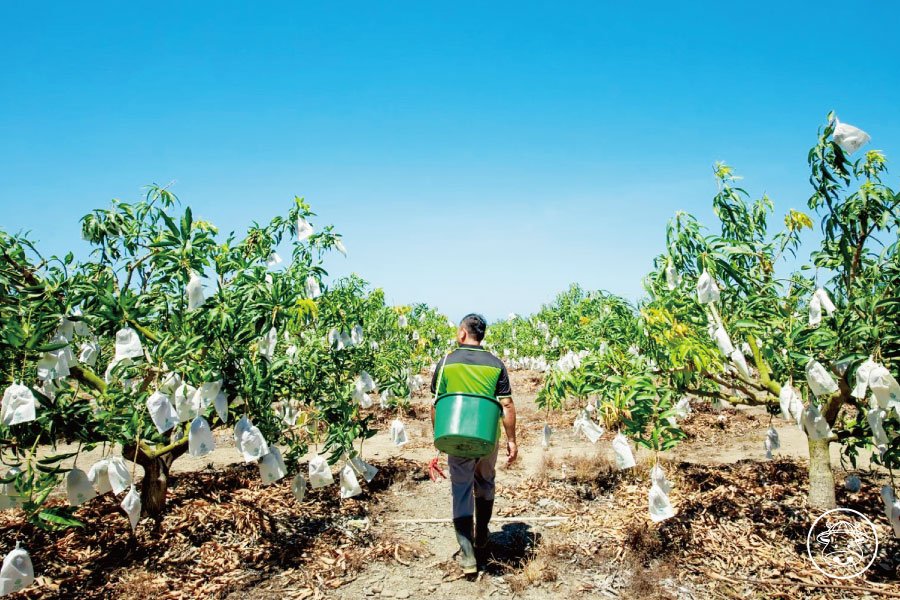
[432,356,447,405]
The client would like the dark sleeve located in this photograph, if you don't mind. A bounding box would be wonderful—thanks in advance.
[495,362,512,398]
[430,357,445,395]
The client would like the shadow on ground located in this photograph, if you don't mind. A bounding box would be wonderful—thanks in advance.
[481,522,541,575]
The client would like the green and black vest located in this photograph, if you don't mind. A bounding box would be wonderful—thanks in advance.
[431,344,512,400]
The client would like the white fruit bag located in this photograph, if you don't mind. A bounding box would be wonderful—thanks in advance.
[37,339,71,380]
[398,315,408,328]
[573,412,604,443]
[612,433,636,470]
[147,391,178,434]
[350,456,378,483]
[238,423,268,463]
[214,391,229,423]
[174,383,198,422]
[379,390,391,409]
[541,424,552,449]
[648,481,675,522]
[672,397,692,419]
[867,408,889,450]
[844,475,861,493]
[891,505,900,539]
[1,384,37,426]
[275,399,299,426]
[351,324,364,345]
[833,119,871,154]
[696,270,720,304]
[107,457,132,495]
[852,357,878,399]
[650,463,672,494]
[339,331,352,349]
[233,415,250,442]
[189,417,215,457]
[0,542,34,595]
[806,360,839,398]
[802,402,832,441]
[868,365,900,410]
[297,217,314,241]
[193,380,222,412]
[259,446,287,484]
[814,288,836,315]
[78,340,100,367]
[305,276,321,299]
[56,316,75,341]
[353,388,374,409]
[764,426,780,460]
[809,293,822,327]
[57,332,75,361]
[88,459,112,494]
[66,467,97,506]
[308,455,334,489]
[665,261,680,291]
[340,464,363,499]
[778,381,803,427]
[39,379,62,402]
[159,371,182,395]
[882,486,900,538]
[356,371,376,393]
[35,354,62,382]
[882,486,895,523]
[186,271,204,310]
[121,485,141,531]
[259,327,277,360]
[713,327,734,356]
[390,419,409,447]
[0,469,22,510]
[266,252,282,267]
[70,308,92,337]
[114,327,144,363]
[291,473,307,502]
[730,349,751,378]
[335,239,348,256]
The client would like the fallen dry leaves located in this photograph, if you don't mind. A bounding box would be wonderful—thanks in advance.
[0,458,424,599]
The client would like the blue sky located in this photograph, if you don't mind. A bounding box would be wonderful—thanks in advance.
[2,1,899,321]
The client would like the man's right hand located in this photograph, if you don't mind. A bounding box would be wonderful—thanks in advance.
[506,440,518,466]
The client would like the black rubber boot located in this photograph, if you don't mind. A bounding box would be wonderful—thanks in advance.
[474,498,494,550]
[453,516,477,574]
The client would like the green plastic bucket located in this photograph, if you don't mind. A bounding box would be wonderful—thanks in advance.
[433,393,502,458]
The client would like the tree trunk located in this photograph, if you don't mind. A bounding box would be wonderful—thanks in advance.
[807,437,836,510]
[123,443,186,519]
[140,454,176,518]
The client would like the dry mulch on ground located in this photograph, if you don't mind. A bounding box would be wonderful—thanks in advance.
[0,458,425,599]
[501,453,899,599]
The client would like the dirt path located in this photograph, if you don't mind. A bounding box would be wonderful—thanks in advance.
[334,373,614,599]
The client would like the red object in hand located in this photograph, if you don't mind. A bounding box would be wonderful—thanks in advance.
[428,456,446,481]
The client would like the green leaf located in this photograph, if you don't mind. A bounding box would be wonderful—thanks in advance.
[37,508,83,529]
[37,452,79,465]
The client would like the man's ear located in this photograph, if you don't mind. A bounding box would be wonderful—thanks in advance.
[457,328,467,344]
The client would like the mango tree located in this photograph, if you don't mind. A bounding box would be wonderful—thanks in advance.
[0,187,429,523]
[641,114,899,509]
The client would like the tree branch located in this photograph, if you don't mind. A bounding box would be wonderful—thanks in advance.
[69,365,107,394]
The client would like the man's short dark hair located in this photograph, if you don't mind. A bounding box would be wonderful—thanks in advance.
[460,313,487,342]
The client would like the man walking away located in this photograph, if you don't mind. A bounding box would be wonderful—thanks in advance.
[430,313,518,574]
